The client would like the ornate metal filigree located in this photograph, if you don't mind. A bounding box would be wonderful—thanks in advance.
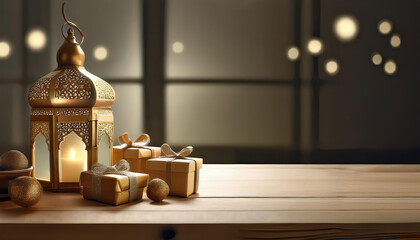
[31,122,50,146]
[55,68,92,100]
[57,122,90,147]
[98,122,113,143]
[31,109,53,116]
[92,79,115,100]
[28,71,59,101]
[57,108,90,116]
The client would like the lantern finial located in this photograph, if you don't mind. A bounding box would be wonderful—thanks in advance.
[61,2,84,45]
[56,2,85,68]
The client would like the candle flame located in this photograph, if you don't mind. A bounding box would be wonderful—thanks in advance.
[70,150,76,159]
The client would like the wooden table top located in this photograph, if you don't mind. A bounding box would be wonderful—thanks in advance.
[1,164,420,225]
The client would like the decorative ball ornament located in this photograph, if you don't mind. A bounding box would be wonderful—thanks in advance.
[147,178,169,202]
[0,150,29,171]
[8,176,43,208]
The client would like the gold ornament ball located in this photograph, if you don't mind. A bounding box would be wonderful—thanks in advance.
[8,176,42,208]
[147,178,169,202]
[0,150,29,170]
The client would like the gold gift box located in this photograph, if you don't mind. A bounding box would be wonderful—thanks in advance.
[113,145,161,173]
[146,157,203,197]
[80,171,148,205]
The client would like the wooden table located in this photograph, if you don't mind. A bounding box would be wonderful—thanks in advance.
[1,164,420,239]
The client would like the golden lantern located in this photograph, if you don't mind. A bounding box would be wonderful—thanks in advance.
[28,3,115,192]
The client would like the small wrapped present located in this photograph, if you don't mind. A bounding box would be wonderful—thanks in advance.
[113,133,161,173]
[147,144,203,197]
[80,160,148,205]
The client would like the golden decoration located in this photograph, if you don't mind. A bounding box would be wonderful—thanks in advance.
[147,178,169,202]
[31,122,50,146]
[98,122,114,143]
[31,109,53,115]
[28,3,115,108]
[56,108,90,116]
[28,71,58,101]
[57,122,90,147]
[28,3,115,192]
[0,150,29,171]
[8,176,43,208]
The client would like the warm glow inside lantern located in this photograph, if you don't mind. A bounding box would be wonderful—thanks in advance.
[28,4,115,192]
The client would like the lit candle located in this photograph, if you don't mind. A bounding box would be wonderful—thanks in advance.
[61,149,85,182]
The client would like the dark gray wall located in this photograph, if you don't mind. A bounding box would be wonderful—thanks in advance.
[0,0,419,163]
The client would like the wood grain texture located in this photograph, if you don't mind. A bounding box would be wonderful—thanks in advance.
[198,164,420,197]
[1,224,420,240]
[1,164,420,239]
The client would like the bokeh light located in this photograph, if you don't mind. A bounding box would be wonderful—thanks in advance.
[384,59,397,75]
[307,38,323,55]
[0,41,11,59]
[333,15,359,42]
[93,46,108,61]
[390,34,401,48]
[172,41,184,53]
[26,28,47,51]
[325,59,339,75]
[378,19,393,35]
[286,46,300,61]
[371,52,383,65]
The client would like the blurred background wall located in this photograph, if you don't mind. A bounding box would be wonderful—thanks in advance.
[0,0,419,163]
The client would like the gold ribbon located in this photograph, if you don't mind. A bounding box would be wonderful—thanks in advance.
[90,160,138,202]
[91,159,130,174]
[161,143,193,158]
[118,132,159,158]
[161,144,200,194]
[118,133,151,149]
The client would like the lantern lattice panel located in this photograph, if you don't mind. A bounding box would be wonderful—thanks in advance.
[98,122,114,143]
[31,122,50,147]
[57,122,90,147]
[55,68,93,99]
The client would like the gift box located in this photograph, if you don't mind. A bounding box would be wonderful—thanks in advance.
[112,133,161,173]
[80,160,148,205]
[147,144,203,197]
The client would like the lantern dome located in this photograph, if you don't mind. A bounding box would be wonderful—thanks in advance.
[28,28,115,108]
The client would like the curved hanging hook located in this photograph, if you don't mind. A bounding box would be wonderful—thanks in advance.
[61,2,84,45]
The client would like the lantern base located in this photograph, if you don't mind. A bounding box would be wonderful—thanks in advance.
[41,188,81,193]
[38,180,81,193]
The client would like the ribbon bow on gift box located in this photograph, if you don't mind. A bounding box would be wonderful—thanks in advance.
[117,133,160,159]
[118,133,151,149]
[91,159,130,174]
[161,143,193,158]
[160,144,200,194]
[89,160,138,202]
